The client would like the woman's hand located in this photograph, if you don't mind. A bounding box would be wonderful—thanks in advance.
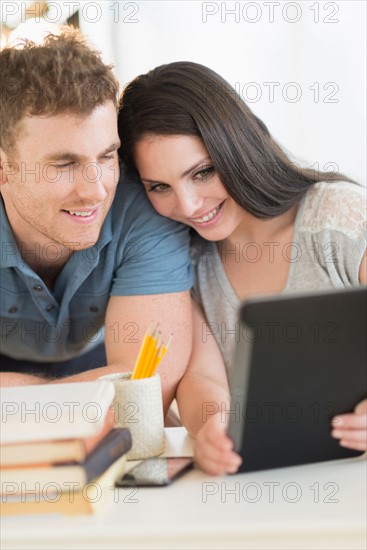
[331,399,367,452]
[194,413,242,476]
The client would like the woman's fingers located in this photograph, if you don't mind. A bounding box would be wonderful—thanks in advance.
[332,412,367,430]
[332,428,367,441]
[338,439,367,452]
[354,398,367,415]
[331,401,367,451]
[194,415,242,475]
[195,452,242,476]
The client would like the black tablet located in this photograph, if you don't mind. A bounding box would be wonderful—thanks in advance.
[228,286,367,472]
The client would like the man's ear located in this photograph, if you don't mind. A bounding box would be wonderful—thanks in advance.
[0,148,17,185]
[0,148,8,185]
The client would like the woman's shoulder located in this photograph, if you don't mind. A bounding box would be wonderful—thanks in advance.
[299,181,366,239]
[189,231,216,265]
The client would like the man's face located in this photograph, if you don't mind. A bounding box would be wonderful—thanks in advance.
[0,102,120,253]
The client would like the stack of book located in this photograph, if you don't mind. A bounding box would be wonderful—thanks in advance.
[0,381,132,515]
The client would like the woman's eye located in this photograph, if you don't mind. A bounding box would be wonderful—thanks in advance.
[194,166,215,181]
[147,183,170,193]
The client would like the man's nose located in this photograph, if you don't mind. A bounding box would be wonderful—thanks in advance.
[75,163,107,202]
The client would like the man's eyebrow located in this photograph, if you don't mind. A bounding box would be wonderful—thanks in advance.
[101,141,121,156]
[43,141,121,162]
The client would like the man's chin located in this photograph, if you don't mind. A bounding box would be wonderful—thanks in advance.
[66,240,98,252]
[62,234,100,252]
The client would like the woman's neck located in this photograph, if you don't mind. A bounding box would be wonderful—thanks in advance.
[222,203,299,248]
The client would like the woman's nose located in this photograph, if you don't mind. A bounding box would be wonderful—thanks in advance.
[175,188,203,218]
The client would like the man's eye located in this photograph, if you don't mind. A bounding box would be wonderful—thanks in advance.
[101,154,114,161]
[52,161,78,169]
[194,166,215,181]
[54,162,74,169]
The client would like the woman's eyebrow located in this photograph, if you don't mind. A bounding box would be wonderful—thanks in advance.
[180,157,212,177]
[140,177,165,185]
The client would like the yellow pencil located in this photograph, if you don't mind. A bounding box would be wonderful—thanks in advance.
[131,322,154,380]
[148,349,162,378]
[149,333,173,377]
[139,326,160,379]
[131,326,173,379]
[145,333,161,378]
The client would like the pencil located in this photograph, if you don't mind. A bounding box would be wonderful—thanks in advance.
[148,333,173,377]
[131,325,173,379]
[140,329,160,378]
[131,322,154,380]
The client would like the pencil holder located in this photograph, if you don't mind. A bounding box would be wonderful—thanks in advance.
[98,372,165,460]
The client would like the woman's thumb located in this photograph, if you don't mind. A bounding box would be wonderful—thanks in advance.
[354,398,367,415]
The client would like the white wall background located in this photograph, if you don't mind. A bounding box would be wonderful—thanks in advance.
[82,0,366,185]
[2,1,365,184]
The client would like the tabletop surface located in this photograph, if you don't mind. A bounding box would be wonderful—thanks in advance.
[1,428,366,550]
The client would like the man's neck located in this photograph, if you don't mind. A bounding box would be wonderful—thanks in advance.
[33,265,67,290]
[2,194,72,281]
[18,241,72,289]
[19,246,71,290]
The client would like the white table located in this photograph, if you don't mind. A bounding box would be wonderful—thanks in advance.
[1,428,366,550]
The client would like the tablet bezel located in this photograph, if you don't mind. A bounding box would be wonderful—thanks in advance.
[228,286,367,473]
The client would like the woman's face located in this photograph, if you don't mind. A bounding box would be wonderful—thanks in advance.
[134,134,245,241]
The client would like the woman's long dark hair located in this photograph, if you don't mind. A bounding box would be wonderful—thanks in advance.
[118,61,352,218]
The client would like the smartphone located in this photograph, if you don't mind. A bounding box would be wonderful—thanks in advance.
[115,457,194,487]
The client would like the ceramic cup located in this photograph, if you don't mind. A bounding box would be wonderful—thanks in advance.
[98,372,165,460]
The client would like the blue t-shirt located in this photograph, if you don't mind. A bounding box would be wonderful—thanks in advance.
[0,168,193,362]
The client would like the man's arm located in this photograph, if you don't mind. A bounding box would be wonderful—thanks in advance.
[46,291,191,417]
[0,291,192,416]
[103,291,193,417]
[0,372,48,386]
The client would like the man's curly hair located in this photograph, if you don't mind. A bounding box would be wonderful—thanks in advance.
[0,26,119,154]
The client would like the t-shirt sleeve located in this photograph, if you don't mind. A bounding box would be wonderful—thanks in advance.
[110,179,193,296]
[298,181,367,287]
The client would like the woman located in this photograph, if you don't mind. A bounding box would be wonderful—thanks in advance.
[118,62,367,475]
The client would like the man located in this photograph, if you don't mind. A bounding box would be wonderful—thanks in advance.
[0,28,193,416]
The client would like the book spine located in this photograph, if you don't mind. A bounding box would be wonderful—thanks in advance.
[0,407,115,467]
[0,455,127,516]
[82,406,115,456]
[0,429,132,493]
[83,428,132,483]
